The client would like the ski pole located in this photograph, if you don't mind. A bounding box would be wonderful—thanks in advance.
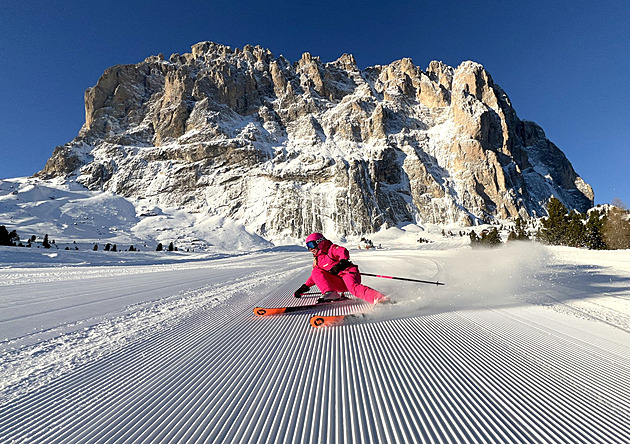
[360,272,445,286]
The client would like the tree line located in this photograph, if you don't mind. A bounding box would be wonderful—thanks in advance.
[466,198,629,250]
[537,198,629,249]
[0,226,180,252]
[0,226,46,248]
[467,217,531,248]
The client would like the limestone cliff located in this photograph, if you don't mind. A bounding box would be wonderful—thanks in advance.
[38,41,594,238]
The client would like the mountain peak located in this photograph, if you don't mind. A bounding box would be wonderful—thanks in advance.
[37,41,593,239]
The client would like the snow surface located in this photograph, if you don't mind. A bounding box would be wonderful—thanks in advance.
[1,236,629,442]
[1,177,629,442]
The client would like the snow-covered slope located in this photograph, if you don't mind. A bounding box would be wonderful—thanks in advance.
[1,242,628,443]
[0,177,272,252]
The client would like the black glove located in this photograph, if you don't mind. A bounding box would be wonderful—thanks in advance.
[294,284,310,298]
[329,259,353,275]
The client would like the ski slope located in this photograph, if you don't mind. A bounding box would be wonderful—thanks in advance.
[1,244,629,443]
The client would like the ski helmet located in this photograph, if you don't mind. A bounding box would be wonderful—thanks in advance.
[305,233,325,249]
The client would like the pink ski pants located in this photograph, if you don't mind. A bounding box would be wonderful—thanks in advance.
[309,267,386,304]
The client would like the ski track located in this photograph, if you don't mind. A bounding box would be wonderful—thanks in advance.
[1,253,630,443]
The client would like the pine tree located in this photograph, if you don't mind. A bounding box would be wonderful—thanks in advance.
[469,230,480,247]
[43,234,51,249]
[0,226,18,246]
[0,226,9,246]
[514,217,530,241]
[508,218,529,242]
[168,242,174,252]
[539,198,569,245]
[481,227,502,247]
[156,243,163,251]
[585,210,606,250]
[566,213,586,248]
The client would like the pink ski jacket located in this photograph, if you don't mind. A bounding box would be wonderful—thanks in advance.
[305,240,356,286]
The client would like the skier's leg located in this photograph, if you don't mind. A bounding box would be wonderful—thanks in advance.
[310,267,347,294]
[341,270,387,304]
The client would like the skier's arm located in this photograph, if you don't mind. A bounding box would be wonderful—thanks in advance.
[329,245,350,261]
[329,259,353,275]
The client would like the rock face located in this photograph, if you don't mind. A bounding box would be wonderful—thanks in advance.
[38,41,594,239]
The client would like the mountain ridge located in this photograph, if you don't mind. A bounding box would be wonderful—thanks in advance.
[37,41,594,239]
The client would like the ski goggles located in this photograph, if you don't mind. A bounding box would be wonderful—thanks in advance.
[306,239,324,249]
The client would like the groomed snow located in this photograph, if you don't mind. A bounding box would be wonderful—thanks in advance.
[1,238,629,443]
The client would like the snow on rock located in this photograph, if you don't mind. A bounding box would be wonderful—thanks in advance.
[36,42,594,239]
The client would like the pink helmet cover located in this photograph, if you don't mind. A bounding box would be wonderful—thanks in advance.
[305,233,325,243]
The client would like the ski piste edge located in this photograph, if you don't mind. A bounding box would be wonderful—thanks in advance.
[253,296,350,317]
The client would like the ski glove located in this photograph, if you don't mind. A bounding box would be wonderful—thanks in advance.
[329,259,353,276]
[294,284,310,298]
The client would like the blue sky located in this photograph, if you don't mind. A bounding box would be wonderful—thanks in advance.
[1,0,628,205]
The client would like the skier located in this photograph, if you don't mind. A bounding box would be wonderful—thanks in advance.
[293,233,387,304]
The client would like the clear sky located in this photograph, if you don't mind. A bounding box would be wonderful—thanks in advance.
[1,0,628,205]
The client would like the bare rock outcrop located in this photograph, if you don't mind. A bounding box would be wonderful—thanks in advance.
[37,41,593,238]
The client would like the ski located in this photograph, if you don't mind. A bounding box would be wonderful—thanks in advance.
[253,296,349,317]
[310,314,350,327]
[310,298,394,327]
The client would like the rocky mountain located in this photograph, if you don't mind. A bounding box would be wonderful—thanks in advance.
[38,41,594,239]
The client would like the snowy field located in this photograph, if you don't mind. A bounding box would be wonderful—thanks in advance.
[1,239,629,443]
